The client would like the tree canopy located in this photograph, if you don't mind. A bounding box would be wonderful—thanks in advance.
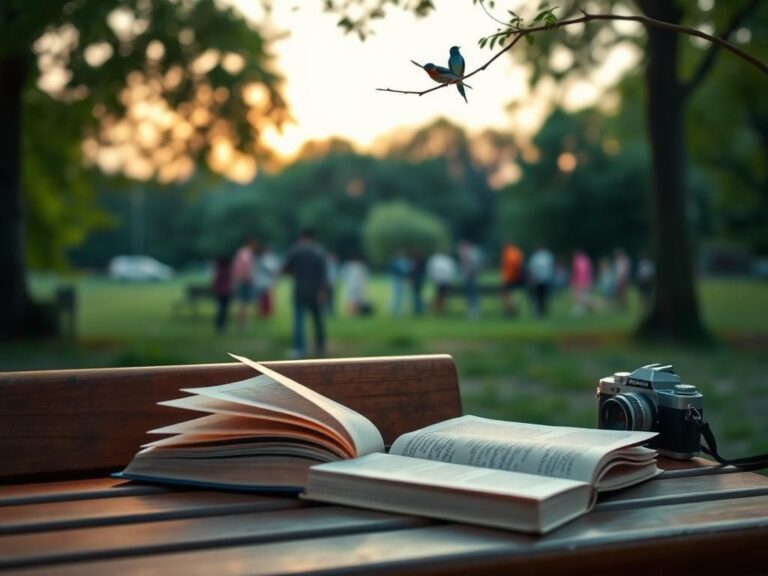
[1,0,289,336]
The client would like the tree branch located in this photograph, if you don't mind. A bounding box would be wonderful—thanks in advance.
[376,9,767,96]
[682,0,762,98]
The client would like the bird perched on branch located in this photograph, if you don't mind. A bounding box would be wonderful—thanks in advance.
[410,60,472,94]
[448,46,467,103]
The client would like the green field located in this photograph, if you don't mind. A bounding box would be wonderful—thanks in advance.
[4,273,768,461]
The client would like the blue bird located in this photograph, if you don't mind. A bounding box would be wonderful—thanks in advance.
[448,46,467,103]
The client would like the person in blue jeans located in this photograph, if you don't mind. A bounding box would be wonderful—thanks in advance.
[282,229,328,358]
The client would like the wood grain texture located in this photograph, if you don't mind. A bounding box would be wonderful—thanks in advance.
[0,478,172,506]
[595,470,768,511]
[0,354,461,479]
[0,506,431,570]
[0,491,301,535]
[3,495,767,576]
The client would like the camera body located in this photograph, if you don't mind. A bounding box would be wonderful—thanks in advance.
[597,364,703,459]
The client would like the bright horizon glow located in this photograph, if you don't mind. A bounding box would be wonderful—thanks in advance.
[238,2,640,160]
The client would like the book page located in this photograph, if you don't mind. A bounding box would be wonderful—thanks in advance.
[308,452,587,500]
[160,394,296,419]
[302,453,594,534]
[145,414,351,457]
[182,374,360,455]
[230,355,384,456]
[390,415,656,484]
[137,439,340,462]
[160,395,349,446]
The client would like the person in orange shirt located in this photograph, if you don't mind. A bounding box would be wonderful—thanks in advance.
[500,243,524,316]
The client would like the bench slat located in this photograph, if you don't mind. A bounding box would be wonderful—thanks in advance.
[0,478,173,507]
[0,506,431,570]
[0,491,301,535]
[3,495,767,576]
[595,470,768,511]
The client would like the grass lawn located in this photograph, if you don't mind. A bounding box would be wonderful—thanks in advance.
[4,272,768,461]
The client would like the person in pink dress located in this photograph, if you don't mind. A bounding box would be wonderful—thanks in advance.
[571,249,595,315]
[231,238,257,329]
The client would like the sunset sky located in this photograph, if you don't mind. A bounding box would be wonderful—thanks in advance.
[243,2,640,159]
[43,2,640,182]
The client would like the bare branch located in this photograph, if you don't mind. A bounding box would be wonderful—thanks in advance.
[683,0,761,97]
[376,9,767,96]
[477,0,514,28]
[375,85,445,97]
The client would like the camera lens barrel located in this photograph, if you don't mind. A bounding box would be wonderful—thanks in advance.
[599,392,656,432]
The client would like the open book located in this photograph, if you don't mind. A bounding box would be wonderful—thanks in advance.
[302,416,660,534]
[118,354,660,534]
[118,354,385,492]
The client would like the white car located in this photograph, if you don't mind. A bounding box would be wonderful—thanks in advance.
[108,255,174,282]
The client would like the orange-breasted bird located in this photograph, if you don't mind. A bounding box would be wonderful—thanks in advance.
[411,60,472,94]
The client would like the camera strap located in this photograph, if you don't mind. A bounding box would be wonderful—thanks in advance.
[687,407,768,471]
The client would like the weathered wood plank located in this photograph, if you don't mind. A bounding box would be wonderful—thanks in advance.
[0,478,172,507]
[0,491,302,535]
[596,470,768,511]
[0,506,431,570]
[0,355,461,479]
[3,495,767,575]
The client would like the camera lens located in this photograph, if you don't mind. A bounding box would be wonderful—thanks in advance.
[600,393,656,431]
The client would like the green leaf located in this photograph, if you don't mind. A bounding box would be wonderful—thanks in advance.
[337,17,353,31]
[525,34,534,46]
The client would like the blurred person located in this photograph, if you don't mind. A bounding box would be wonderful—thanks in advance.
[553,257,569,294]
[500,242,525,316]
[341,254,370,316]
[597,256,616,309]
[427,248,457,315]
[458,240,483,319]
[212,254,234,333]
[613,248,631,310]
[388,251,412,316]
[527,245,555,317]
[409,248,427,316]
[570,249,596,315]
[254,244,280,318]
[282,229,328,358]
[636,254,655,311]
[325,252,339,315]
[232,237,257,329]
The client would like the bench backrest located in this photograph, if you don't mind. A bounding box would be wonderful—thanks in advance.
[0,354,460,481]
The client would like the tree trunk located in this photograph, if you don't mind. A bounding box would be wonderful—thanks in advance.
[0,54,30,339]
[637,0,708,342]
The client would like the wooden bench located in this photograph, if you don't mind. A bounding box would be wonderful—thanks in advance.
[0,355,460,481]
[1,355,767,575]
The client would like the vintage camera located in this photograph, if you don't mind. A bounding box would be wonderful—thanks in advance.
[597,364,703,459]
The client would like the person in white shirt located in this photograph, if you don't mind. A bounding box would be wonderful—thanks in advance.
[427,250,457,314]
[341,256,369,316]
[527,246,555,317]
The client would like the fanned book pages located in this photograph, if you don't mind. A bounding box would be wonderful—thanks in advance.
[118,356,660,534]
[117,354,385,492]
